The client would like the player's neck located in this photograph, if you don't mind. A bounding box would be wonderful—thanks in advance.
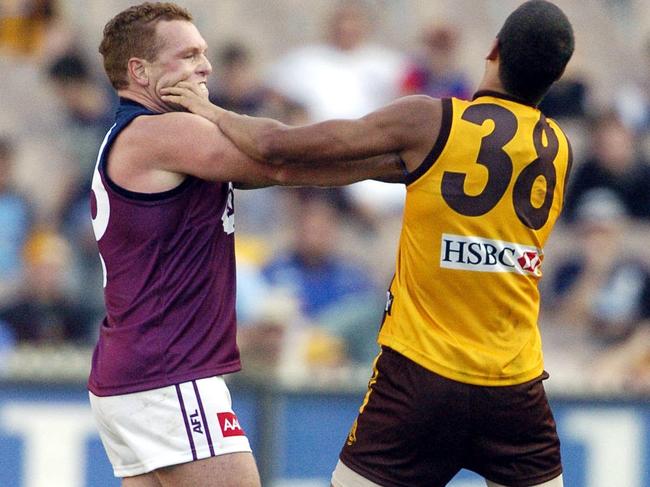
[117,88,170,114]
[476,59,506,96]
[475,80,510,99]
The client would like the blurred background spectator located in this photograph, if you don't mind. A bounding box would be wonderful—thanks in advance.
[46,51,115,179]
[262,189,377,320]
[539,73,589,121]
[614,34,650,134]
[208,41,269,116]
[0,230,96,345]
[400,22,471,99]
[593,325,650,393]
[0,136,34,306]
[237,189,382,375]
[563,111,650,223]
[266,0,406,121]
[0,0,59,58]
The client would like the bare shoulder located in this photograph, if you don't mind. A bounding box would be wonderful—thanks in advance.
[117,111,224,165]
[112,111,273,184]
[366,95,442,136]
[393,94,441,108]
[386,96,446,173]
[389,95,442,120]
[125,111,215,144]
[109,111,220,187]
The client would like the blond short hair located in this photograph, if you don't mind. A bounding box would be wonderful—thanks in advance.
[99,2,192,90]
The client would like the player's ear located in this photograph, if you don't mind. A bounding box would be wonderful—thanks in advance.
[127,57,149,87]
[485,38,499,61]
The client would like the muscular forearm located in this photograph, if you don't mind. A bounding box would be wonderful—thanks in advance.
[217,110,288,163]
[196,103,282,162]
[272,153,406,187]
[230,153,404,190]
[209,108,406,183]
[218,113,396,167]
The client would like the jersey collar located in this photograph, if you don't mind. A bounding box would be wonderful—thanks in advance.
[472,90,538,108]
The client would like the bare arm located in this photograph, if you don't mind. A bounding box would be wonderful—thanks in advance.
[161,83,441,173]
[272,154,406,187]
[235,154,405,189]
[110,110,404,191]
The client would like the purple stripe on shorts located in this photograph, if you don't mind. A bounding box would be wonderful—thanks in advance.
[193,380,215,456]
[175,384,198,461]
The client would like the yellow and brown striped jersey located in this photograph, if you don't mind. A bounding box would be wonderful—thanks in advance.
[378,91,572,386]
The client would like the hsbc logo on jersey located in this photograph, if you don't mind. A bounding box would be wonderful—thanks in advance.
[440,234,543,276]
[217,412,245,437]
[517,251,542,274]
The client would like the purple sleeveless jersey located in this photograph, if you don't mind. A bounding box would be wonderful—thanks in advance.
[88,98,240,396]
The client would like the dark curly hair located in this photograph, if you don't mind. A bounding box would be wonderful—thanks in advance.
[497,0,574,104]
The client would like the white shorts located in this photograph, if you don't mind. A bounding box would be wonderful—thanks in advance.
[89,376,252,477]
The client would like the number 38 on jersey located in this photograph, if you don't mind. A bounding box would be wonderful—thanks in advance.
[440,103,564,230]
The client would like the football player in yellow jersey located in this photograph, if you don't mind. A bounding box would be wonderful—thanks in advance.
[163,1,575,486]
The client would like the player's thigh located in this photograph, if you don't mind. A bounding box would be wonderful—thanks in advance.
[339,348,466,486]
[486,473,564,487]
[155,452,261,487]
[467,373,562,486]
[122,472,163,487]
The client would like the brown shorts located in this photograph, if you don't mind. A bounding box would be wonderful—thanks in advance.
[339,347,562,487]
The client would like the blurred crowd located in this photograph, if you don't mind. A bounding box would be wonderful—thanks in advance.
[0,0,649,394]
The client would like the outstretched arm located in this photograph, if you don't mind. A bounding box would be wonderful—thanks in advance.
[115,107,405,190]
[234,153,406,189]
[272,153,407,187]
[161,82,441,172]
